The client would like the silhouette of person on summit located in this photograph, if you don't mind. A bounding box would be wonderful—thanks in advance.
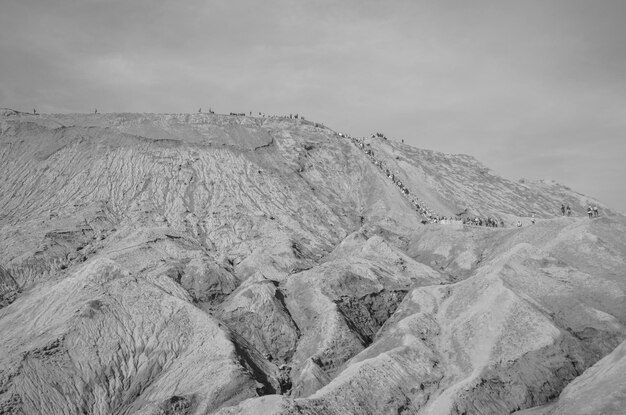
[561,204,565,216]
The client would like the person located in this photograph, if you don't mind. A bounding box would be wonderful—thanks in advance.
[593,206,599,217]
[531,214,535,224]
[561,204,565,216]
[94,108,97,114]
[517,220,522,227]
[566,205,571,216]
[198,108,201,113]
[587,206,593,218]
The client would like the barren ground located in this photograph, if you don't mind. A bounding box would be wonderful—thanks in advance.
[1,110,624,414]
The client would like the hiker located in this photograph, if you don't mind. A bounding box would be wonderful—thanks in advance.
[94,108,97,114]
[531,214,535,224]
[33,108,36,114]
[517,221,522,227]
[566,205,571,216]
[587,206,593,218]
[198,108,201,113]
[593,206,599,217]
[561,204,565,216]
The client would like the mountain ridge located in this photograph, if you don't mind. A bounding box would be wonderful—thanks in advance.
[1,111,624,414]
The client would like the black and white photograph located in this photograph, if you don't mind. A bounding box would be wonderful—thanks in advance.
[1,1,625,414]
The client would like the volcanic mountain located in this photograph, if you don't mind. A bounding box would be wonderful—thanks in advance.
[0,109,624,415]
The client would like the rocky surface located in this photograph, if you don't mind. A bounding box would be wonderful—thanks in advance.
[0,110,624,414]
[541,337,626,415]
[0,265,19,309]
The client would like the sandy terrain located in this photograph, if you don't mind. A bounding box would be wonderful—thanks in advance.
[1,110,623,414]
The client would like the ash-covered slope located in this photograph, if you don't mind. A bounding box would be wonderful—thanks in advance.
[0,110,624,415]
[364,137,608,220]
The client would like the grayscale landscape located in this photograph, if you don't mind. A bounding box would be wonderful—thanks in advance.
[2,1,626,414]
[1,109,624,414]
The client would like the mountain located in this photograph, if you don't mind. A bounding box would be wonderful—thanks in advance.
[0,110,624,415]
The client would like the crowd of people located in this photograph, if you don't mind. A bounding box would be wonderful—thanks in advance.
[199,108,309,121]
[348,135,437,219]
[341,133,505,228]
[348,133,608,228]
[461,216,504,227]
[192,112,599,228]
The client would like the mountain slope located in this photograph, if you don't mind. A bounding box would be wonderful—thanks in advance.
[0,111,624,415]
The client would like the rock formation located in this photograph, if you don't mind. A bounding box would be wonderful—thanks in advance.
[0,110,624,414]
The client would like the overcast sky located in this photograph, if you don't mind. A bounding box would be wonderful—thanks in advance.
[1,0,625,213]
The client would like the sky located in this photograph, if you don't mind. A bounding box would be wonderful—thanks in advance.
[1,0,625,213]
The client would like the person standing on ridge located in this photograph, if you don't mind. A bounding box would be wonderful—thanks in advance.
[593,206,599,217]
[561,204,565,216]
[587,206,593,218]
[566,205,571,216]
